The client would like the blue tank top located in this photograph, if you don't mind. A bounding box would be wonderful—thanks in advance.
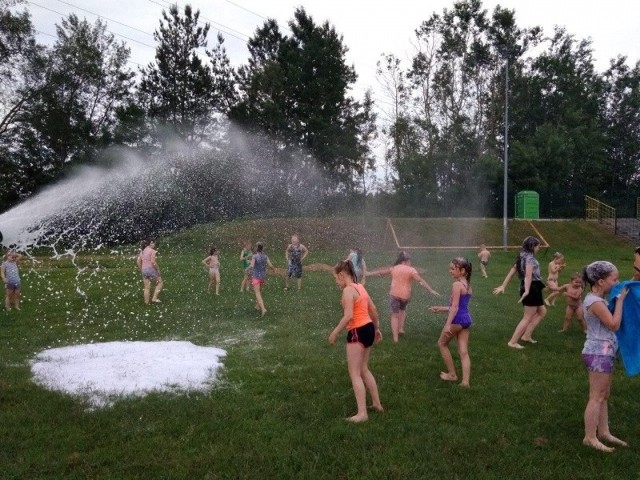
[452,293,473,328]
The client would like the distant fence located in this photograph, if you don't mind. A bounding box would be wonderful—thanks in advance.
[585,195,616,233]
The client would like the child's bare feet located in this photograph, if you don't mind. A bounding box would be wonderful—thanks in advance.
[151,298,161,303]
[521,337,537,344]
[558,329,568,333]
[261,309,267,316]
[346,414,368,423]
[439,371,458,382]
[599,434,628,447]
[507,342,524,349]
[459,382,470,388]
[583,438,614,453]
[368,404,384,412]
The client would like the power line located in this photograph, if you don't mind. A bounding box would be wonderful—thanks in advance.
[33,28,146,68]
[54,0,154,38]
[27,1,156,49]
[223,0,269,22]
[146,0,250,44]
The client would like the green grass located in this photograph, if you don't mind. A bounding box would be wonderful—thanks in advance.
[1,218,639,479]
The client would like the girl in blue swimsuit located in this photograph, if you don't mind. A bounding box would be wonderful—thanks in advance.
[430,257,473,387]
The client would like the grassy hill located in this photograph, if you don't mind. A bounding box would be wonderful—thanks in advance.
[1,218,638,479]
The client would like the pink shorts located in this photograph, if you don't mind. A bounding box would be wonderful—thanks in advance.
[251,278,265,286]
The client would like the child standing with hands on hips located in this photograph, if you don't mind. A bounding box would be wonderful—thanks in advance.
[580,261,628,453]
[430,258,473,387]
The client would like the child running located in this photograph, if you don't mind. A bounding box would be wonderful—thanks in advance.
[368,251,440,343]
[284,235,309,290]
[239,241,252,292]
[556,273,586,333]
[328,259,383,423]
[580,261,628,453]
[202,248,221,295]
[430,257,473,387]
[544,252,566,306]
[1,250,23,311]
[250,242,275,316]
[477,244,491,278]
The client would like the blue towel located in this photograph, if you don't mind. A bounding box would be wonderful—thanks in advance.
[609,281,640,376]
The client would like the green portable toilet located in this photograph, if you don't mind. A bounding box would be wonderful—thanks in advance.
[515,191,539,219]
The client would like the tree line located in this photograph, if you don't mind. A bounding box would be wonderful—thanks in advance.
[1,0,639,221]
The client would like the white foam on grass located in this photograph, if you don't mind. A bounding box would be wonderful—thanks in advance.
[30,341,227,409]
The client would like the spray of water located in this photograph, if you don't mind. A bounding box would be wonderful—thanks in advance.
[0,122,332,250]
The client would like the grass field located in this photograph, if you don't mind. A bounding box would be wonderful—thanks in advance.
[1,218,639,479]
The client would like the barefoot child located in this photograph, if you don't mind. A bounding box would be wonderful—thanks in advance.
[328,259,383,422]
[250,242,275,316]
[580,261,628,453]
[136,238,163,304]
[239,241,252,292]
[477,244,491,278]
[1,250,23,311]
[494,236,547,348]
[557,273,586,332]
[544,252,566,306]
[202,248,221,295]
[367,251,441,343]
[284,235,309,290]
[430,258,473,387]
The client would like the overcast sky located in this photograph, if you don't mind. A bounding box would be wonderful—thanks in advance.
[25,0,640,120]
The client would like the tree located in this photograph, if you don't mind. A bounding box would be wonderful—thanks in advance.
[381,0,536,214]
[1,9,134,210]
[139,4,234,145]
[508,28,606,216]
[0,0,45,210]
[231,8,375,190]
[601,57,640,207]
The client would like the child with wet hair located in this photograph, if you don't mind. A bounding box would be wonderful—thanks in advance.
[328,259,383,422]
[580,260,628,453]
[430,257,473,387]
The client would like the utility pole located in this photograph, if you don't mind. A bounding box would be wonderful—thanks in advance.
[502,57,509,249]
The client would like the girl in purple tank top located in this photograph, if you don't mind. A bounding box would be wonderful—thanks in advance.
[430,257,473,387]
